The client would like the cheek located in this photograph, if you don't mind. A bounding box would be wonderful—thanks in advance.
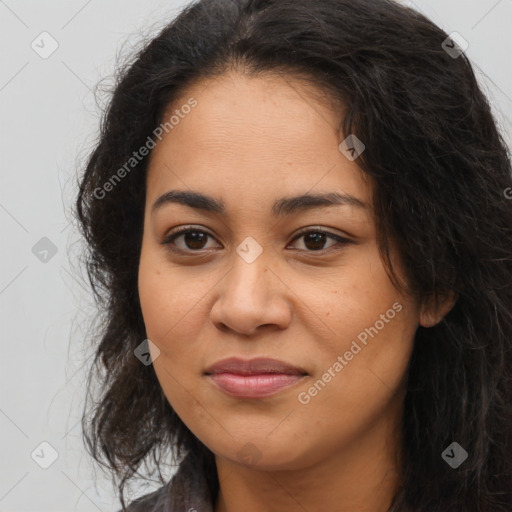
[306,246,408,347]
[294,246,418,411]
[138,253,206,421]
[137,248,215,412]
[138,249,204,345]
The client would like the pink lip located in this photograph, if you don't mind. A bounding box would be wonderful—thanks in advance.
[205,357,308,398]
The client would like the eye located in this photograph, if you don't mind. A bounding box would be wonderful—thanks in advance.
[161,226,219,252]
[161,226,353,254]
[288,228,353,252]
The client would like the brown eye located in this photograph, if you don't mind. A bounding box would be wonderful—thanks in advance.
[302,232,329,251]
[289,229,353,252]
[161,228,219,252]
[180,231,209,250]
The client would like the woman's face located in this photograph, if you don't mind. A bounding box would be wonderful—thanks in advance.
[138,71,421,471]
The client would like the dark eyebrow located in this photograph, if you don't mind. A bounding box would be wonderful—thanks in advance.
[272,191,367,216]
[151,190,367,216]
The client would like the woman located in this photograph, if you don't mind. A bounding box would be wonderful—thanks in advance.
[75,0,512,510]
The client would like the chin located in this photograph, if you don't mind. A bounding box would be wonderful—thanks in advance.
[209,435,314,472]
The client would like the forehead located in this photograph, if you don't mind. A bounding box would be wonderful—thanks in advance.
[146,71,372,210]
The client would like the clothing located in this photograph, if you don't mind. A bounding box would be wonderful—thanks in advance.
[120,450,215,512]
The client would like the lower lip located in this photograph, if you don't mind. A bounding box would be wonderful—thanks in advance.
[207,373,306,398]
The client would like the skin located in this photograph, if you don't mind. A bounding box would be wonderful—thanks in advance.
[138,71,454,512]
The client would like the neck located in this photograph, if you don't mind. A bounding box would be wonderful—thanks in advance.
[213,402,403,512]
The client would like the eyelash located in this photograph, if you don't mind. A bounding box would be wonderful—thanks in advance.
[160,226,353,255]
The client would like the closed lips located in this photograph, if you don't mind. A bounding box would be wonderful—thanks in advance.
[204,357,308,399]
[204,357,308,376]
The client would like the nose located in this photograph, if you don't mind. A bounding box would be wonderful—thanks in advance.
[209,250,292,337]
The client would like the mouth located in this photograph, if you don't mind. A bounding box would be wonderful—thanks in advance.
[204,357,308,398]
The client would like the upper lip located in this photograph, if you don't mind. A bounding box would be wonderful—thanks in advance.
[204,357,307,376]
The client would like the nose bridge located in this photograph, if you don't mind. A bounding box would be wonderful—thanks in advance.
[228,239,271,300]
[210,239,290,334]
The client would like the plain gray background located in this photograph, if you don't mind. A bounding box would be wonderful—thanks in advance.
[1,0,511,510]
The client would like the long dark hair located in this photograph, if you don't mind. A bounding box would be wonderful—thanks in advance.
[75,0,512,510]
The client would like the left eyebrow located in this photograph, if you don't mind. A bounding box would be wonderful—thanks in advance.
[272,191,367,216]
[151,190,368,217]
